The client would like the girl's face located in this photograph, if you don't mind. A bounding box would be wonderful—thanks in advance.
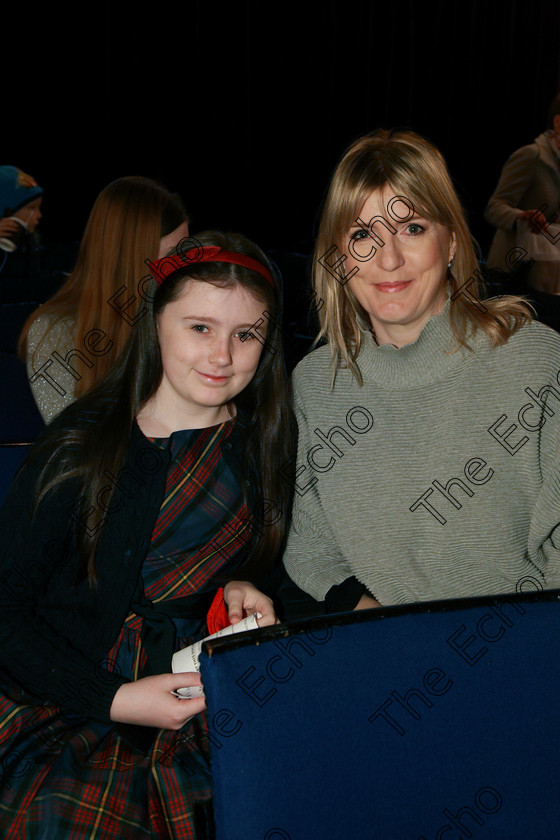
[154,279,266,427]
[345,186,456,346]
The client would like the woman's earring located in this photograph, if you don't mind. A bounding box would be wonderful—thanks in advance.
[448,256,455,268]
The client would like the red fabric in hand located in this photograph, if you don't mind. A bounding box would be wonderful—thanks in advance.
[207,587,231,635]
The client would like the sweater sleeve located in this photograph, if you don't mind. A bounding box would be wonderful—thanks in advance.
[26,314,78,423]
[282,380,360,601]
[0,454,128,723]
[484,145,540,233]
[527,401,560,589]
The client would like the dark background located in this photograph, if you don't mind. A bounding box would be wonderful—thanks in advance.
[5,0,560,259]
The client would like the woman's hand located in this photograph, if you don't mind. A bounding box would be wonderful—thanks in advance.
[109,672,206,730]
[518,208,548,233]
[223,580,277,627]
[354,594,381,610]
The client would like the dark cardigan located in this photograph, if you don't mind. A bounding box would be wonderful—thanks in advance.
[0,423,177,723]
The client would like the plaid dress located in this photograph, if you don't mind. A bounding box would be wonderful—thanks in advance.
[0,420,252,839]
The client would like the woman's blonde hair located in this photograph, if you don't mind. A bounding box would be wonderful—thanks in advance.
[313,129,532,383]
[18,176,188,397]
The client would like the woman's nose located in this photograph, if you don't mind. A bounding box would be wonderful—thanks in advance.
[376,231,404,271]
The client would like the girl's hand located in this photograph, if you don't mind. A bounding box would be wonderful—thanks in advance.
[109,672,206,730]
[223,580,278,627]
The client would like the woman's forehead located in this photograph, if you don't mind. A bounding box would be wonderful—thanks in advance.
[341,185,428,229]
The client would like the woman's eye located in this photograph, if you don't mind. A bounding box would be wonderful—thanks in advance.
[404,223,425,235]
[237,331,256,341]
[349,228,370,242]
[191,324,209,333]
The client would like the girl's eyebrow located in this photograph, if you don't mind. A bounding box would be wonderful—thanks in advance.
[182,315,261,329]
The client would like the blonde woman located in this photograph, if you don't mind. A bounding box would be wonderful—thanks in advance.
[283,128,560,611]
[18,176,190,422]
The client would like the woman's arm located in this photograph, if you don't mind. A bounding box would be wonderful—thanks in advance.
[484,145,539,233]
[25,314,77,423]
[528,397,560,588]
[355,594,381,609]
[282,385,362,601]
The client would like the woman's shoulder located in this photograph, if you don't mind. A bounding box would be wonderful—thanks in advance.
[26,310,75,354]
[506,316,560,347]
[292,342,333,383]
[494,317,560,373]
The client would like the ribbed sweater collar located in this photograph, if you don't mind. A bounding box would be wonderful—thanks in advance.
[354,301,482,388]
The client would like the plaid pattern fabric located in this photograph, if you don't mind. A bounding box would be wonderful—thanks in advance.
[0,421,250,838]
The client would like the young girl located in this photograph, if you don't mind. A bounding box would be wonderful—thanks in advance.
[0,231,295,838]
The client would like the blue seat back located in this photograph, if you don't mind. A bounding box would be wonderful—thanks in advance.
[200,589,560,839]
[0,443,33,506]
[0,352,44,443]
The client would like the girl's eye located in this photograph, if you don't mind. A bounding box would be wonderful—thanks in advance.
[237,331,256,342]
[404,223,425,235]
[191,324,209,333]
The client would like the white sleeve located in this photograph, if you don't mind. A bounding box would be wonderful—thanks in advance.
[484,145,539,232]
[26,314,77,423]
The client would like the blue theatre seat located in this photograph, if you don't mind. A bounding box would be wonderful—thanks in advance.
[0,301,40,353]
[200,589,560,839]
[0,443,33,506]
[0,352,45,443]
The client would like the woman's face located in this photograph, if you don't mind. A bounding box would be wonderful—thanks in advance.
[344,187,456,347]
[158,221,190,258]
[154,279,266,427]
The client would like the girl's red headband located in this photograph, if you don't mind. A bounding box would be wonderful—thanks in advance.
[148,245,275,287]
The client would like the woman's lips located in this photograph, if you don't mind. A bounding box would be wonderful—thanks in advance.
[374,280,412,293]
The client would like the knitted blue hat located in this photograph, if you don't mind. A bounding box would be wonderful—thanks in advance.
[0,166,43,217]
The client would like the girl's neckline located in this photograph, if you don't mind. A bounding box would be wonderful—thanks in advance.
[135,416,235,443]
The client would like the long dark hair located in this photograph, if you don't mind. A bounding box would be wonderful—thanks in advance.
[28,231,295,584]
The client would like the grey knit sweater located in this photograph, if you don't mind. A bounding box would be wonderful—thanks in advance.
[283,306,560,605]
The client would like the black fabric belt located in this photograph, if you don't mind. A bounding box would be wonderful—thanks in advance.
[115,588,214,753]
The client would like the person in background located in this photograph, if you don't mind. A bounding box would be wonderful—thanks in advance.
[0,165,43,277]
[18,176,190,422]
[484,94,560,293]
[283,128,560,613]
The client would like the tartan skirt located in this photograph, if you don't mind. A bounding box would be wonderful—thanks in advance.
[0,617,214,839]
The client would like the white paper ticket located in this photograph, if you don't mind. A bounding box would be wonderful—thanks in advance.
[171,613,261,698]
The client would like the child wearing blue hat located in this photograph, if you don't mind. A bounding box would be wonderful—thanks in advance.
[0,166,43,278]
[0,166,43,248]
